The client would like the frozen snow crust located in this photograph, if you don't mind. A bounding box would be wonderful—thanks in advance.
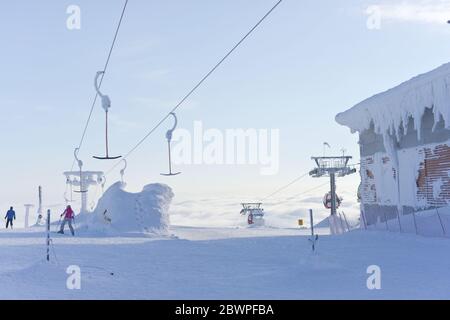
[336,62,450,141]
[78,182,173,235]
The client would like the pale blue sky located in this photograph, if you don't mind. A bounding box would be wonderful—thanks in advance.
[2,0,450,212]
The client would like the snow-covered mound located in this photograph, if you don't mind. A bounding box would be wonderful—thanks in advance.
[314,216,331,228]
[80,182,173,235]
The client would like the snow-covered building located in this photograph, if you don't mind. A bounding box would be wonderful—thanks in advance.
[336,63,450,231]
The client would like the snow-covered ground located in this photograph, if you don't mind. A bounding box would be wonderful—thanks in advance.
[1,225,449,300]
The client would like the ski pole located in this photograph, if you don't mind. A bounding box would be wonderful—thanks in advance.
[56,216,62,232]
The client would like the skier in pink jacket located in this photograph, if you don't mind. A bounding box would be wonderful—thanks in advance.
[58,205,75,236]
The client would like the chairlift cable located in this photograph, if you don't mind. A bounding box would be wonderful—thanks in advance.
[120,159,128,183]
[70,0,129,170]
[161,113,181,176]
[289,181,330,199]
[265,181,330,209]
[348,162,361,167]
[105,0,284,176]
[261,171,310,201]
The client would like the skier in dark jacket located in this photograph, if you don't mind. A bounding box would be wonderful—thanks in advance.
[4,207,16,229]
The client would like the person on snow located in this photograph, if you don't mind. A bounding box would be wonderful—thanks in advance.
[58,205,75,236]
[4,207,16,229]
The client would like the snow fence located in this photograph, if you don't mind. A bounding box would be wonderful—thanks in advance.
[362,206,450,238]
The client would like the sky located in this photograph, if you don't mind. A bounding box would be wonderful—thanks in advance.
[2,0,450,223]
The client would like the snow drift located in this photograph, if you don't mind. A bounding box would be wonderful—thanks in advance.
[314,215,351,234]
[79,182,173,235]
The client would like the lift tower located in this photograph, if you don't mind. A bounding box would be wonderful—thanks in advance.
[309,156,356,217]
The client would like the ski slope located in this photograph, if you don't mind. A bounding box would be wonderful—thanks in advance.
[0,225,449,299]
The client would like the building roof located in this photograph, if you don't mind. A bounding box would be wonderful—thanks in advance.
[335,62,450,141]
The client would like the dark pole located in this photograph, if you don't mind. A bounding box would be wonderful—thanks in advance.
[46,209,50,262]
[168,140,172,174]
[361,210,368,230]
[105,111,109,158]
[309,209,316,252]
[330,171,336,216]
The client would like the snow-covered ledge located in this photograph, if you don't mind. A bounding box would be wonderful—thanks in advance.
[336,62,450,142]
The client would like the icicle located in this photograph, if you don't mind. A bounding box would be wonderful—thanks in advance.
[432,107,440,132]
[382,132,403,216]
[401,112,409,136]
[336,62,450,139]
[413,107,425,142]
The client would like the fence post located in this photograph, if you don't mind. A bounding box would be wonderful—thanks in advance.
[397,208,403,233]
[309,209,317,252]
[412,211,418,235]
[46,209,50,262]
[361,210,368,230]
[436,208,446,236]
[383,211,389,231]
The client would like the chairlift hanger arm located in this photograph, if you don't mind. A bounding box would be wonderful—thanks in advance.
[120,159,128,182]
[69,0,129,173]
[95,71,106,97]
[161,112,181,176]
[73,147,88,193]
[120,159,128,174]
[103,0,283,177]
[74,148,82,168]
[93,70,121,160]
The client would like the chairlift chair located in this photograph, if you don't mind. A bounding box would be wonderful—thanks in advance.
[161,112,181,176]
[240,203,265,226]
[93,71,122,160]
